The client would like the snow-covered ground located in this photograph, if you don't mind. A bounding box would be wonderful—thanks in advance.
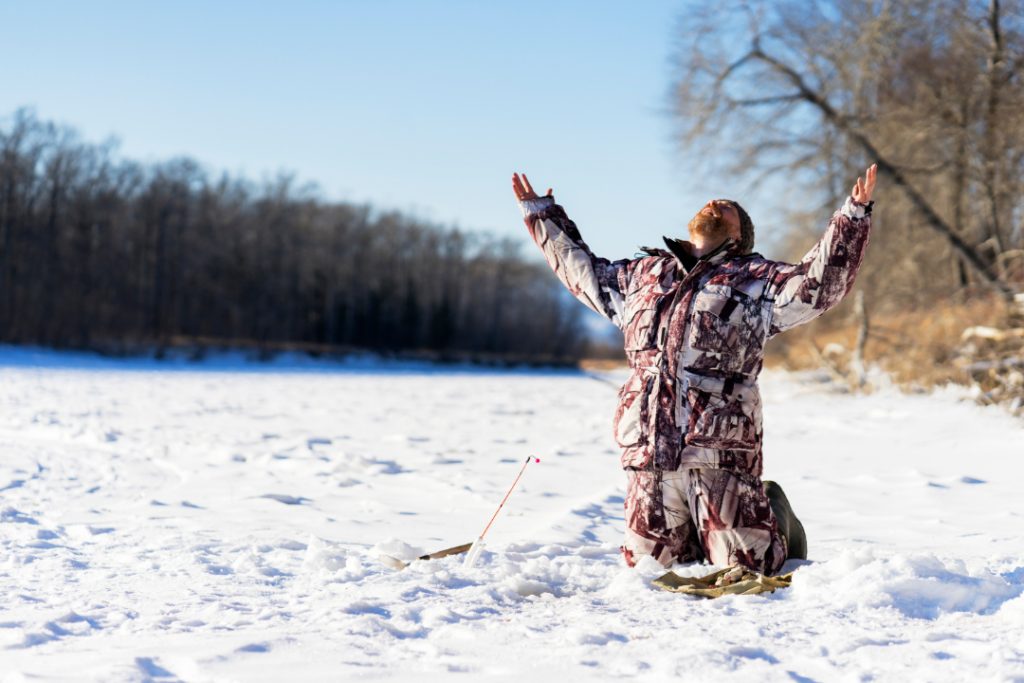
[0,347,1022,682]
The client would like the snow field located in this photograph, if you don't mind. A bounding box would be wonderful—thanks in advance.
[0,349,1022,681]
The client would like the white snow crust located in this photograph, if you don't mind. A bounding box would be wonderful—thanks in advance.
[0,347,1022,681]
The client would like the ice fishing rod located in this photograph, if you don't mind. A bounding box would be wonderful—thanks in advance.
[463,455,540,568]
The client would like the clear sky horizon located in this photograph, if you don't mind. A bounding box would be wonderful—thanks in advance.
[0,1,788,261]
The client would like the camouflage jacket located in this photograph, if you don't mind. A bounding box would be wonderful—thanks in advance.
[519,195,872,475]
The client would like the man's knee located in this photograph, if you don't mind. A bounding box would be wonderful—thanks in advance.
[621,526,694,568]
[703,527,785,575]
[690,469,787,574]
[623,469,701,568]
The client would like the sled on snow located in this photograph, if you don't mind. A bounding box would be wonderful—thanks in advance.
[652,565,795,598]
[379,542,473,570]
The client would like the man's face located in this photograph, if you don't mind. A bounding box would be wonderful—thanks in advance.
[688,199,741,245]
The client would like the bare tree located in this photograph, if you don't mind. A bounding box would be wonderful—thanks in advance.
[671,0,1024,303]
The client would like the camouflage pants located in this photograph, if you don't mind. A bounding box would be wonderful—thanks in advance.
[622,468,786,575]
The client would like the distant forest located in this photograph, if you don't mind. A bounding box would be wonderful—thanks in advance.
[0,110,587,362]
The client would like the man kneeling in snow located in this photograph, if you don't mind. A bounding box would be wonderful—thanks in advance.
[512,165,876,575]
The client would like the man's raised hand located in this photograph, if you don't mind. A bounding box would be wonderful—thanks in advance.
[852,164,877,204]
[512,173,553,202]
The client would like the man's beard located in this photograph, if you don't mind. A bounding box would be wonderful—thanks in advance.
[688,211,729,243]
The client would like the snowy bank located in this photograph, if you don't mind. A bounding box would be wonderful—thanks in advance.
[0,354,1021,681]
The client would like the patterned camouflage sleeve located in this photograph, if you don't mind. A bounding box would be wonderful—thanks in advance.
[519,196,632,328]
[765,196,872,336]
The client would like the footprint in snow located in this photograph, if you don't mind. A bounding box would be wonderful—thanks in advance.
[260,493,311,506]
[1,508,38,525]
[134,657,177,680]
[236,642,271,653]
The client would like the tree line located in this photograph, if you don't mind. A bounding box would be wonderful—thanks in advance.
[0,109,586,362]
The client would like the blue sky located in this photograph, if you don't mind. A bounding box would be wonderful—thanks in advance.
[0,1,781,261]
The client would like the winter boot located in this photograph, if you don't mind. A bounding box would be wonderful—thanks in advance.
[764,480,807,560]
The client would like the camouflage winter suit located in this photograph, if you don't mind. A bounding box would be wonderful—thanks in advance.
[518,195,872,574]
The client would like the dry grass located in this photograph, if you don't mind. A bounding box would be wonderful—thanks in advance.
[578,357,628,372]
[765,296,1009,391]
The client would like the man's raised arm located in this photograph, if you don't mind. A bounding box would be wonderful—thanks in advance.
[766,164,877,336]
[512,172,630,328]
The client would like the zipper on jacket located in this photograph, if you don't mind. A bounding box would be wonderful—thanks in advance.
[668,264,711,432]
